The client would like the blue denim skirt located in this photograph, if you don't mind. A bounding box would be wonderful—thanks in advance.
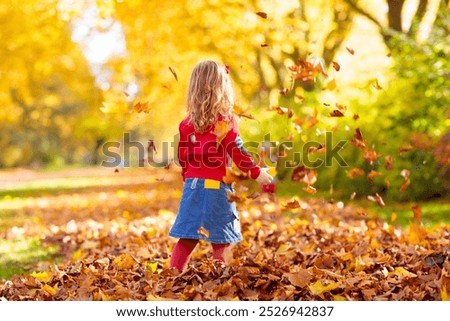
[169,178,242,244]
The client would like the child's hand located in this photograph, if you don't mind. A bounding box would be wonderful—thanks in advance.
[256,168,273,185]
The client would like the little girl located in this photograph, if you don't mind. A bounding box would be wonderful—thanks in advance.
[169,60,273,271]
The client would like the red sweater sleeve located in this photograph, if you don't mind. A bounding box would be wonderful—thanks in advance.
[222,116,261,179]
[177,121,188,180]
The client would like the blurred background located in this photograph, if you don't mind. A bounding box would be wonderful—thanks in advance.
[0,0,448,208]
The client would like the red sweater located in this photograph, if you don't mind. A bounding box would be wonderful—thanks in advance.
[177,114,261,182]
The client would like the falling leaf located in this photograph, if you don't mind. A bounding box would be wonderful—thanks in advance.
[400,169,410,180]
[197,227,210,238]
[350,192,356,200]
[350,128,366,149]
[133,101,150,113]
[353,114,360,120]
[168,66,178,81]
[400,179,411,192]
[363,149,381,164]
[256,11,267,19]
[307,144,325,154]
[213,120,232,144]
[399,145,413,153]
[279,88,289,95]
[303,185,317,194]
[385,155,393,170]
[332,61,340,71]
[390,211,397,223]
[346,47,355,55]
[368,193,385,207]
[329,109,344,117]
[288,58,326,83]
[295,94,305,102]
[275,106,294,118]
[347,168,365,179]
[372,79,382,90]
[233,105,254,119]
[291,166,317,185]
[367,170,382,182]
[260,43,269,47]
[411,205,421,223]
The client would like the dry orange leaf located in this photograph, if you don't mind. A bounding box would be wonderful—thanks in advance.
[168,66,178,81]
[368,193,385,208]
[347,168,365,179]
[197,227,210,238]
[412,205,421,223]
[213,120,232,144]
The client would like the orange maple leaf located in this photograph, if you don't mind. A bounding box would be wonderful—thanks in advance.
[213,120,232,144]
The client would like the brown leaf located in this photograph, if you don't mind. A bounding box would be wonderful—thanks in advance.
[302,185,317,194]
[274,106,294,118]
[346,47,355,55]
[363,149,381,164]
[197,227,210,238]
[332,61,341,71]
[284,269,312,287]
[412,205,422,223]
[168,66,178,81]
[329,109,344,117]
[385,155,393,170]
[260,43,269,48]
[226,190,245,203]
[368,193,385,207]
[282,199,301,209]
[256,11,267,19]
[367,170,382,182]
[350,128,366,149]
[291,166,317,185]
[213,119,232,144]
[133,101,150,113]
[233,104,254,120]
[399,145,413,153]
[400,179,411,192]
[347,168,365,179]
[279,88,289,95]
[372,79,382,90]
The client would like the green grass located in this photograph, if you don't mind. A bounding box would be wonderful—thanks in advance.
[0,237,60,280]
[273,180,450,227]
[367,201,450,228]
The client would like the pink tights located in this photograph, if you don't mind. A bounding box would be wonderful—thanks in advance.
[169,238,229,271]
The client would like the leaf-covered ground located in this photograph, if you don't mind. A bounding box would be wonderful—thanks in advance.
[0,167,449,301]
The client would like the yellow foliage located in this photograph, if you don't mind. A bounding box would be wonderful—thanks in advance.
[389,267,417,278]
[113,253,137,270]
[309,280,340,297]
[31,271,52,283]
[42,284,57,296]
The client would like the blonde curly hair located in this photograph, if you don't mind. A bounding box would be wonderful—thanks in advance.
[187,60,234,133]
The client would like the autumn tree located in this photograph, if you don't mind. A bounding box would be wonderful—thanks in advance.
[0,0,103,167]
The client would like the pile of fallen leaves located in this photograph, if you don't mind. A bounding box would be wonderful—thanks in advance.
[0,173,448,300]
